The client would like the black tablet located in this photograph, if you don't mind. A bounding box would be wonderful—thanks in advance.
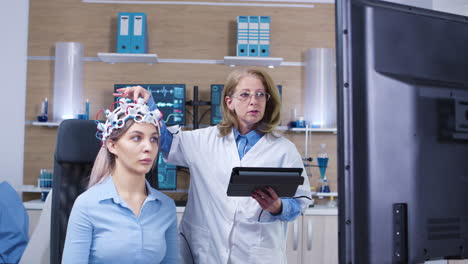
[226,167,304,197]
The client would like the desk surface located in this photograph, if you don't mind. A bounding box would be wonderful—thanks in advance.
[176,204,337,216]
[26,200,338,216]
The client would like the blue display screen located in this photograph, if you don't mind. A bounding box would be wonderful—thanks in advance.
[157,152,177,190]
[114,84,186,125]
[210,84,224,125]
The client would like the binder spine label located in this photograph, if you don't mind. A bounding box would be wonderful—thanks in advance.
[133,15,143,36]
[120,16,129,35]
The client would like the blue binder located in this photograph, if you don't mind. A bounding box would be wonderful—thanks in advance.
[117,13,133,53]
[259,16,271,57]
[237,16,249,56]
[248,16,259,56]
[131,13,148,53]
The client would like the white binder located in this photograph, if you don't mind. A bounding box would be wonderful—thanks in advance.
[259,16,271,57]
[237,16,249,56]
[248,16,259,56]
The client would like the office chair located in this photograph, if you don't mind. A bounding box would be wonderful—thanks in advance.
[50,119,100,264]
[49,119,160,263]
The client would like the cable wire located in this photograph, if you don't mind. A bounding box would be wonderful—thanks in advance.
[179,232,195,264]
[198,108,211,124]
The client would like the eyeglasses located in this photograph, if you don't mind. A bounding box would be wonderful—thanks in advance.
[231,91,271,102]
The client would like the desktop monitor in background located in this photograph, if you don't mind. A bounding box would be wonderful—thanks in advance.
[114,84,186,125]
[156,152,177,190]
[337,0,468,263]
[210,84,282,125]
[210,85,224,125]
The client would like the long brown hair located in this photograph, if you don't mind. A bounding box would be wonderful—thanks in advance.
[218,67,281,137]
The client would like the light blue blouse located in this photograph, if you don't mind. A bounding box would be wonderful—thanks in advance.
[62,177,179,264]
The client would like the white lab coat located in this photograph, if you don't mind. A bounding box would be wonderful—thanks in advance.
[166,125,311,264]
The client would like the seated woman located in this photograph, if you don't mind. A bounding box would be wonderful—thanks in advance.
[62,98,179,264]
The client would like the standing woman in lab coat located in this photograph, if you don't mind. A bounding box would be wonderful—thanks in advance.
[117,68,312,264]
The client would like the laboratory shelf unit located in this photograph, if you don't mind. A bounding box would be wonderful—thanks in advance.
[23,199,45,210]
[223,56,283,68]
[21,185,51,210]
[97,52,159,64]
[312,192,338,198]
[276,126,337,133]
[20,184,52,193]
[290,127,337,133]
[27,121,61,127]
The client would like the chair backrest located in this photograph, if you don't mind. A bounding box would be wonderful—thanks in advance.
[50,119,100,264]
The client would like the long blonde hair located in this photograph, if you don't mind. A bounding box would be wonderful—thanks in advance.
[218,67,281,137]
[87,119,159,189]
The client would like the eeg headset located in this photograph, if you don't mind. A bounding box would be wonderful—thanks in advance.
[95,97,163,142]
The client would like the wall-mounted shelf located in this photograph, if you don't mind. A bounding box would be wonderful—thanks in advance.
[28,56,308,67]
[276,126,337,133]
[23,199,45,210]
[27,121,61,127]
[20,184,51,193]
[312,192,338,198]
[97,52,159,64]
[223,56,283,68]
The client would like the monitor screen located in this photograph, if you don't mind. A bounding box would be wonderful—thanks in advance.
[114,84,186,125]
[337,0,468,263]
[157,152,177,190]
[210,84,224,125]
[210,84,282,125]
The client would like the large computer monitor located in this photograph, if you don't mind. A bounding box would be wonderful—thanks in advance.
[156,152,177,190]
[114,84,186,125]
[143,152,176,190]
[210,84,224,125]
[337,0,468,263]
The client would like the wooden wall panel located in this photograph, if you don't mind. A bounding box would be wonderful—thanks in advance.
[25,60,55,121]
[28,0,335,61]
[24,0,338,200]
[23,126,57,185]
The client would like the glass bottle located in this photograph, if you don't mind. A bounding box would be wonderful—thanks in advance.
[327,196,337,208]
[317,143,330,193]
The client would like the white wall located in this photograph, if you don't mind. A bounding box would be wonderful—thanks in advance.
[433,0,468,16]
[382,0,433,9]
[0,0,29,189]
